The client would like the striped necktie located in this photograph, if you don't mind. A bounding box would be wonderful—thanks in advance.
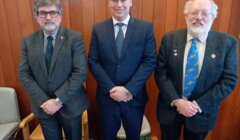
[183,38,199,99]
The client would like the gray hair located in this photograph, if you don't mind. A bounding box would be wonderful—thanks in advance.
[184,0,218,18]
[33,0,63,16]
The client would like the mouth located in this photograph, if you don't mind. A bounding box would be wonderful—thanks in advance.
[45,22,55,25]
[192,22,204,27]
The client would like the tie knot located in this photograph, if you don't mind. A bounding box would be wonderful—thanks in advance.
[47,36,53,41]
[192,38,198,44]
[116,23,125,28]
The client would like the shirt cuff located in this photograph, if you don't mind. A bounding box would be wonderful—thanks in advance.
[125,88,133,97]
[193,100,202,113]
[170,99,179,106]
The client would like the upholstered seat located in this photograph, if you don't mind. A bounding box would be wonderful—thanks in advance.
[117,115,151,139]
[0,87,20,140]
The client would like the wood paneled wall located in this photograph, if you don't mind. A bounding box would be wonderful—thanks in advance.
[0,0,239,139]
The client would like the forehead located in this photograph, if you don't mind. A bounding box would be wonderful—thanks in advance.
[189,0,211,11]
[38,5,58,11]
[109,0,132,3]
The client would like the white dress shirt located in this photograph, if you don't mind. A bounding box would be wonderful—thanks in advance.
[112,14,130,38]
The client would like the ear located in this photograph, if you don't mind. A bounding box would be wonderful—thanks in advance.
[34,15,40,24]
[184,14,187,19]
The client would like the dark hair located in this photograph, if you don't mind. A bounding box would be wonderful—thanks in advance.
[33,0,63,16]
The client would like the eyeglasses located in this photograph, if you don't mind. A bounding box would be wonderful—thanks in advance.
[188,11,212,19]
[111,0,127,3]
[37,10,60,18]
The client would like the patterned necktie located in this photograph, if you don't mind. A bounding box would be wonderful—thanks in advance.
[183,38,199,99]
[45,36,53,72]
[115,23,125,58]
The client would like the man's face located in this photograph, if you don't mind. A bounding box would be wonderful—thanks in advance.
[185,0,214,37]
[35,5,62,34]
[109,0,132,22]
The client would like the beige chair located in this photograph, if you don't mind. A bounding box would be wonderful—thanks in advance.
[117,115,151,140]
[0,87,20,140]
[19,110,89,140]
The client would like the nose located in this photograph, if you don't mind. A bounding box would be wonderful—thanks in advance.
[46,13,52,19]
[196,12,203,19]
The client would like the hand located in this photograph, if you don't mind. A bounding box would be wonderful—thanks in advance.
[175,99,198,117]
[109,86,132,102]
[41,99,62,115]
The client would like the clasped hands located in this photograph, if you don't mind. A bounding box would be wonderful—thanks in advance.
[41,99,62,115]
[110,86,133,102]
[175,99,199,117]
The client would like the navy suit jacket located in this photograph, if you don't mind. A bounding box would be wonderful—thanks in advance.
[155,29,238,132]
[88,17,156,106]
[19,27,89,118]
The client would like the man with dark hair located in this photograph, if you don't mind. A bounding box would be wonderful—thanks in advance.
[19,0,89,139]
[88,0,156,139]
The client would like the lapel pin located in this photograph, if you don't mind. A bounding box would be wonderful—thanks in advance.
[60,36,64,40]
[211,54,216,59]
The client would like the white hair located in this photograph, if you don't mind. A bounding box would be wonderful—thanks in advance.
[184,0,218,18]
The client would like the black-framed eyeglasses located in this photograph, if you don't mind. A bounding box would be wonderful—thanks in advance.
[37,10,60,18]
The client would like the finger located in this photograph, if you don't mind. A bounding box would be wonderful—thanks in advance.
[110,87,117,93]
[40,102,46,108]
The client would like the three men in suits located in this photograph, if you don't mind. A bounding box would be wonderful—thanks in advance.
[155,0,238,140]
[19,0,89,139]
[88,0,156,139]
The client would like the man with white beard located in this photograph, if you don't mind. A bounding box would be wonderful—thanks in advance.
[19,0,89,139]
[155,0,238,140]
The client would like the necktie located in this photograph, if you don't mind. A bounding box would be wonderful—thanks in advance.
[183,38,199,99]
[45,36,53,72]
[115,23,125,58]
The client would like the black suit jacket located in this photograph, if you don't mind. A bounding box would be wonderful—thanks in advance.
[19,27,89,118]
[88,17,156,106]
[155,29,238,132]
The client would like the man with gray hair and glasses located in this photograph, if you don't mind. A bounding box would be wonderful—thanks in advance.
[155,0,238,139]
[19,0,89,139]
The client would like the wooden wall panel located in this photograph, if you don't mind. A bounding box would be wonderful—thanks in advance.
[0,0,239,140]
[0,61,5,86]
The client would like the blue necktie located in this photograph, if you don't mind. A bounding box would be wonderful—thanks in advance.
[115,23,125,58]
[45,36,53,72]
[183,38,199,99]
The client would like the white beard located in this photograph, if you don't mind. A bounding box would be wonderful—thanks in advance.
[187,20,213,37]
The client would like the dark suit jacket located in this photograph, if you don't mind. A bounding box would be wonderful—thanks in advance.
[155,29,238,132]
[19,27,89,119]
[88,17,156,106]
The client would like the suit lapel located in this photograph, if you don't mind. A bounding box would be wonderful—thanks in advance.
[106,19,119,60]
[175,30,187,94]
[49,27,65,73]
[119,17,134,60]
[34,30,48,77]
[194,31,216,89]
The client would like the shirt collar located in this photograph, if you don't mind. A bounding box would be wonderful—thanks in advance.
[187,31,208,43]
[43,28,59,40]
[112,14,130,26]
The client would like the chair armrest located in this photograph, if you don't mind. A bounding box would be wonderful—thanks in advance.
[82,110,89,140]
[19,113,36,140]
[19,113,36,128]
